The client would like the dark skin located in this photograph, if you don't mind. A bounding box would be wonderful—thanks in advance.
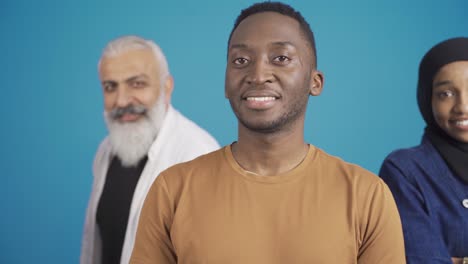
[225,12,324,176]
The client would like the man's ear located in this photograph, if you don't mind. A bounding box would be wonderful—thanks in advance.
[309,70,324,96]
[163,75,174,105]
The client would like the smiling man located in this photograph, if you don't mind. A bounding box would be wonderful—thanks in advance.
[130,3,405,263]
[80,36,219,264]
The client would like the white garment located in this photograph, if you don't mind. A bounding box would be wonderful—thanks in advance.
[80,106,219,264]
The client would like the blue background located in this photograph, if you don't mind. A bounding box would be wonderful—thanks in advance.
[1,0,467,263]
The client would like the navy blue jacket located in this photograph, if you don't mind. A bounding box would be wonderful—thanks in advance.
[380,136,468,263]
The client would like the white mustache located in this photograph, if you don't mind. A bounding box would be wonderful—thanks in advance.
[109,105,147,119]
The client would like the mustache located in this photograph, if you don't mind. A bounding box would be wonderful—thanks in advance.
[109,104,147,119]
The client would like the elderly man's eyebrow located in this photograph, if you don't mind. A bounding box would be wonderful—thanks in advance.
[102,80,117,86]
[433,80,451,88]
[125,74,149,83]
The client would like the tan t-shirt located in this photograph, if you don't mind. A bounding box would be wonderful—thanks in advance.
[130,145,405,264]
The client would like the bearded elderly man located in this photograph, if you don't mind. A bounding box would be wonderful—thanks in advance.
[80,35,219,264]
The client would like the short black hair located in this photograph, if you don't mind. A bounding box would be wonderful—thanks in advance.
[227,1,317,66]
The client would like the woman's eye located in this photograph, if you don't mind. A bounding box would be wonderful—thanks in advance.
[437,90,454,99]
[436,91,455,99]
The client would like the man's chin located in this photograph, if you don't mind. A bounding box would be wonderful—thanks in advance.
[104,100,166,167]
[106,117,156,167]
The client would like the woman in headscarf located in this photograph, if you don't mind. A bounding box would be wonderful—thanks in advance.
[379,37,468,264]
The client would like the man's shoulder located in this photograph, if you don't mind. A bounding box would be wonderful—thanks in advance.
[158,147,226,182]
[313,147,379,184]
[94,137,111,162]
[150,107,220,162]
[167,107,219,147]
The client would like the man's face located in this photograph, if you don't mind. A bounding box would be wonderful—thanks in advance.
[225,12,323,133]
[99,48,166,123]
[432,61,468,143]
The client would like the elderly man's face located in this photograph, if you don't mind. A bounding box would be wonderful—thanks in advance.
[99,49,166,123]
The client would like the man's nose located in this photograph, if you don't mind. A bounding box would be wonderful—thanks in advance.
[116,88,131,107]
[246,59,273,85]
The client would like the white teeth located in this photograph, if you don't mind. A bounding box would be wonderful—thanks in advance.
[455,120,468,126]
[246,96,276,102]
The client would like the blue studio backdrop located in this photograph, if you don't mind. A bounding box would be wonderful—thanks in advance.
[1,0,467,263]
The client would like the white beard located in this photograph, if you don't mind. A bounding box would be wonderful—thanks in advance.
[104,99,167,167]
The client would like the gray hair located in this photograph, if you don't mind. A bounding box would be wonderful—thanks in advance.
[98,35,170,80]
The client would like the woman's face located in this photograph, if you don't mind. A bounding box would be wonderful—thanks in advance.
[432,61,468,143]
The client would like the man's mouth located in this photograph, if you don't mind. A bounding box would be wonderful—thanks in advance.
[242,95,279,110]
[110,104,147,120]
[118,113,142,122]
[245,96,277,102]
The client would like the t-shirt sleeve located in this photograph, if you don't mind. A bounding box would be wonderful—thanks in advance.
[129,173,177,264]
[357,177,406,264]
[379,158,453,264]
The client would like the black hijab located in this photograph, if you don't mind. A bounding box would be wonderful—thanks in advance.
[417,37,468,184]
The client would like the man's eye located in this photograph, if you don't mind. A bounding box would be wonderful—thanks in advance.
[103,84,116,92]
[233,58,248,65]
[273,56,290,63]
[131,81,146,88]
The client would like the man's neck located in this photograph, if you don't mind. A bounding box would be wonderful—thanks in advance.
[232,124,309,176]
